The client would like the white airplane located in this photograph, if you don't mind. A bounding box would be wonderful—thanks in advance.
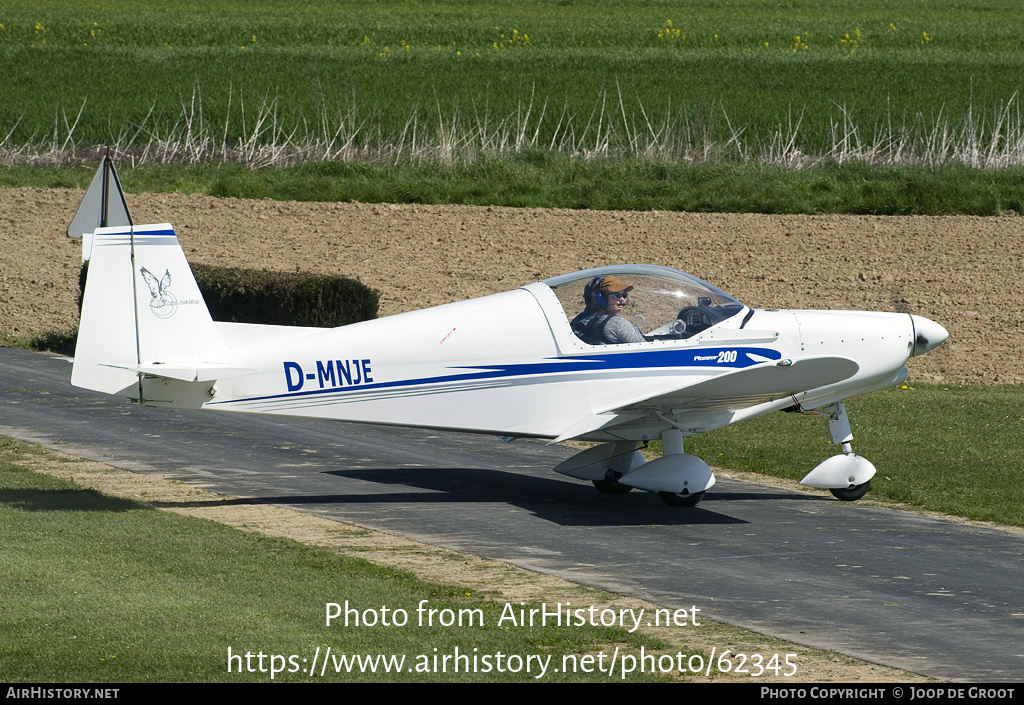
[68,159,948,507]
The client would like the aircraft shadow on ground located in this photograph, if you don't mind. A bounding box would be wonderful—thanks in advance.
[152,466,825,527]
[0,487,146,513]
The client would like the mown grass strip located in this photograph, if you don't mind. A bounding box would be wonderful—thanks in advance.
[3,160,1022,215]
[0,438,666,682]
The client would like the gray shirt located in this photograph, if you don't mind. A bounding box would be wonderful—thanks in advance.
[573,312,645,345]
[599,315,645,344]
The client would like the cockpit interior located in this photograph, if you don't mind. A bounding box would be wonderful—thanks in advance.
[542,265,747,343]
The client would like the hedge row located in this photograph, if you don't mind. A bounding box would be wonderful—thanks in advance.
[79,263,379,328]
[190,264,379,328]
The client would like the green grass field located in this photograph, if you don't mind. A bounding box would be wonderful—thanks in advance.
[3,0,1023,167]
[3,0,1023,212]
[684,384,1024,526]
[0,438,668,682]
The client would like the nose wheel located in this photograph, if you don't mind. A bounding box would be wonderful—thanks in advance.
[658,490,706,507]
[829,480,871,502]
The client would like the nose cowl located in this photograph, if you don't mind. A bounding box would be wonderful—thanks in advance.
[910,315,949,357]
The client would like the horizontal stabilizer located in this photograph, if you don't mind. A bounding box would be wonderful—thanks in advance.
[109,362,260,383]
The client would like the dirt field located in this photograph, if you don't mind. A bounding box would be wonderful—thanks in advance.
[3,186,1021,385]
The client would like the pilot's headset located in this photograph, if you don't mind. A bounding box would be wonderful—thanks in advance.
[583,276,607,310]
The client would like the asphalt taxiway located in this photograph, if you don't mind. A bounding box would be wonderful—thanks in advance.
[2,347,1021,681]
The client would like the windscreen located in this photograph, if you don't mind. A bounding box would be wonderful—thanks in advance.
[543,265,745,341]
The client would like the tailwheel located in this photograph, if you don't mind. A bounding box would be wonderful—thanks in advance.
[829,480,870,502]
[658,490,706,507]
[593,477,633,494]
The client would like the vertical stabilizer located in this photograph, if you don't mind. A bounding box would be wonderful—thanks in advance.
[72,224,218,396]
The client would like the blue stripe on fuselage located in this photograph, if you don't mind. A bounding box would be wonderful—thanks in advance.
[209,346,781,407]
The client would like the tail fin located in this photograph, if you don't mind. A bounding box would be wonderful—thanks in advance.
[72,224,219,396]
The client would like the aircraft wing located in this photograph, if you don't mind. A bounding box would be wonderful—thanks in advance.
[550,356,859,442]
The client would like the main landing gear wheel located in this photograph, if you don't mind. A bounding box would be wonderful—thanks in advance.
[593,477,633,494]
[829,480,870,502]
[658,490,706,507]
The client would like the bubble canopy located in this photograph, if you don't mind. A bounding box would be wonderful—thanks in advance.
[542,265,747,341]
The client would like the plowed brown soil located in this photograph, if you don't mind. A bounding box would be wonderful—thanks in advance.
[3,186,1022,384]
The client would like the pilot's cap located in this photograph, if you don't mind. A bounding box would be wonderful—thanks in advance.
[599,276,633,295]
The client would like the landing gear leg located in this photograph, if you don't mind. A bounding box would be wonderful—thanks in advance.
[800,402,876,501]
[825,401,854,456]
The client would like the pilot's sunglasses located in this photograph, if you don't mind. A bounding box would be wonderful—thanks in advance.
[608,291,628,299]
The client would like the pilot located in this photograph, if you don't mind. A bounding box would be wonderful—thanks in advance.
[570,275,645,345]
